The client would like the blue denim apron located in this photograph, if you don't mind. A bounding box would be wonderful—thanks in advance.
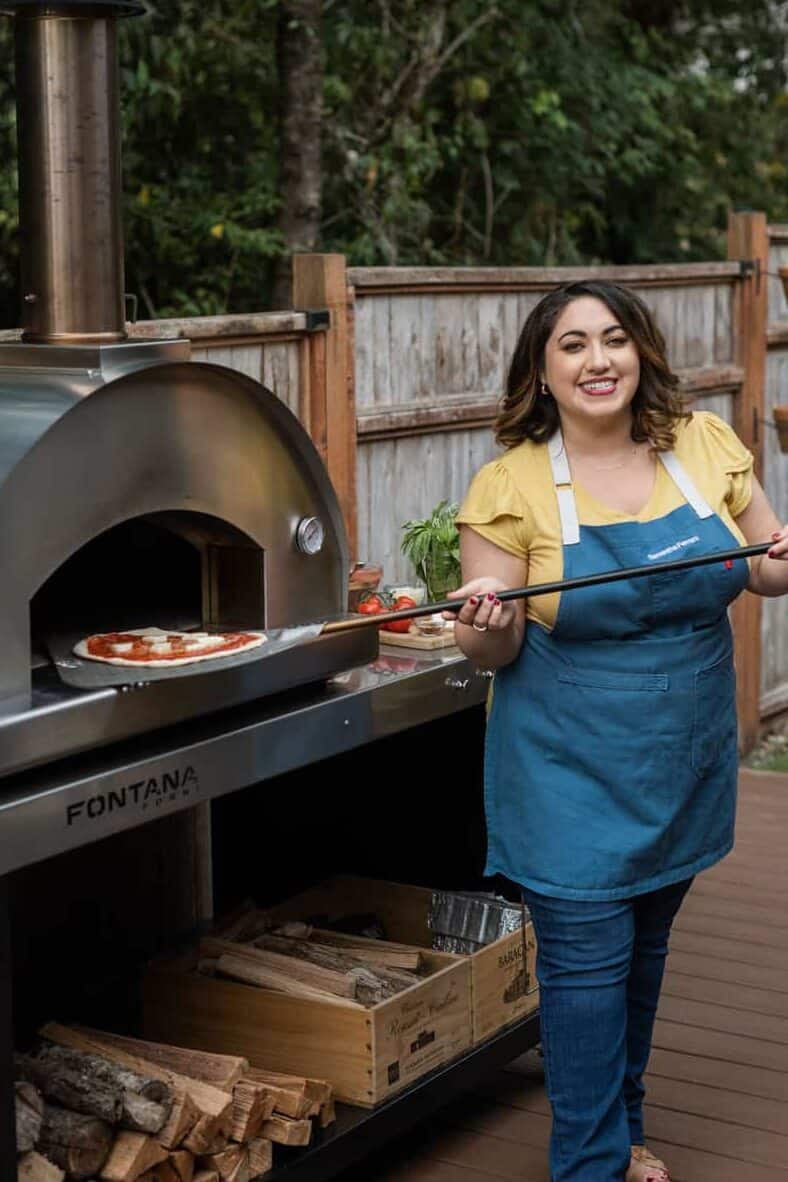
[484,430,749,900]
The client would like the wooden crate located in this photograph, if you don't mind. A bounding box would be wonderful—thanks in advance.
[263,876,538,1047]
[143,943,471,1108]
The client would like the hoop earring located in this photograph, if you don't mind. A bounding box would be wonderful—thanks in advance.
[540,381,550,396]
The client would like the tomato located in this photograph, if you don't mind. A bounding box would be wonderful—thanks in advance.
[358,591,386,612]
[393,595,417,611]
[381,617,413,633]
[358,601,382,615]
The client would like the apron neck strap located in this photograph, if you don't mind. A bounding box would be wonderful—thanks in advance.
[547,428,714,546]
[548,430,580,546]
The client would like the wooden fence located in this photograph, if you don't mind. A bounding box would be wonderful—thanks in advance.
[116,211,784,746]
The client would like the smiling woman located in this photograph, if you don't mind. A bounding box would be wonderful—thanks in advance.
[443,280,788,1182]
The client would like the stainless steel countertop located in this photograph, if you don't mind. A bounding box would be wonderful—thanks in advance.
[0,644,490,876]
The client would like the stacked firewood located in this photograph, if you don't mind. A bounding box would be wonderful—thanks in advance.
[200,909,428,1007]
[15,1022,335,1182]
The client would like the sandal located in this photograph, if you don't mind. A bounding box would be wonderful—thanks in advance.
[627,1144,669,1182]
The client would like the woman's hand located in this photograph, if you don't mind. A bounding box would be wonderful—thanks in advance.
[443,578,518,633]
[768,526,788,561]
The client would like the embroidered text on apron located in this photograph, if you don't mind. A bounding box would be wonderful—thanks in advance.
[483,430,749,900]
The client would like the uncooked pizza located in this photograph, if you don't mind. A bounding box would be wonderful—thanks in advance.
[73,626,267,667]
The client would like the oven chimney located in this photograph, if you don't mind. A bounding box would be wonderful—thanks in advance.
[4,0,144,343]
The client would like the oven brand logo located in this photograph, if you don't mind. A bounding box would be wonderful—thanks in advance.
[66,766,199,826]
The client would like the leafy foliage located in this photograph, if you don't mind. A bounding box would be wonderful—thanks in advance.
[1,0,787,323]
[401,500,462,601]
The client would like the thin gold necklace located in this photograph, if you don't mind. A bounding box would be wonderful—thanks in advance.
[569,443,642,472]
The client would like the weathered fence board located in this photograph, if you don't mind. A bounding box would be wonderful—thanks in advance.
[763,228,788,718]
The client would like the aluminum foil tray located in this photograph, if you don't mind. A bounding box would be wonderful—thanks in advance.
[46,624,324,689]
[427,889,527,948]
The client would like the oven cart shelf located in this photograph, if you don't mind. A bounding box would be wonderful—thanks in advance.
[259,1015,541,1182]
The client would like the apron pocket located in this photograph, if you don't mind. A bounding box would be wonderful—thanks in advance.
[558,669,669,693]
[692,649,736,778]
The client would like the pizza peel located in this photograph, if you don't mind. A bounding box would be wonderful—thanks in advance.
[46,540,771,690]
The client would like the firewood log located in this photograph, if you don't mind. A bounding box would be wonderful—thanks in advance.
[150,1163,181,1182]
[197,1146,248,1182]
[259,1113,311,1147]
[250,934,419,1002]
[228,1080,272,1142]
[240,1067,332,1106]
[191,1172,219,1182]
[309,928,424,971]
[17,1054,122,1126]
[100,1132,168,1181]
[202,938,357,999]
[15,1080,44,1153]
[238,1074,309,1121]
[37,1103,113,1179]
[78,1033,247,1092]
[158,1091,200,1150]
[29,1047,171,1135]
[166,1152,194,1182]
[16,1151,65,1182]
[35,1044,170,1104]
[213,953,362,1008]
[39,1026,230,1153]
[246,1139,272,1179]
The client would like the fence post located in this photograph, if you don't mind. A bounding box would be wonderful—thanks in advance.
[292,253,357,561]
[727,210,768,753]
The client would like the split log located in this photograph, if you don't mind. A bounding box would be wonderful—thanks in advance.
[158,1091,200,1150]
[251,934,419,1002]
[228,1080,273,1142]
[192,1172,219,1182]
[213,953,362,1009]
[16,1151,65,1182]
[197,1146,248,1182]
[39,1025,230,1153]
[239,1073,310,1121]
[241,1067,332,1106]
[259,1114,311,1147]
[310,929,424,971]
[37,1103,113,1179]
[15,1080,44,1153]
[100,1131,168,1181]
[166,1152,195,1182]
[202,938,357,999]
[17,1053,122,1126]
[151,1166,180,1182]
[80,1033,247,1091]
[246,1139,272,1178]
[215,903,262,943]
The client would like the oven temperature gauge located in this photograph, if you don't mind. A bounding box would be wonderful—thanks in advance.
[295,515,325,555]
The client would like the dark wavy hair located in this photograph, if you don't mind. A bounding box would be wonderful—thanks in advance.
[495,280,688,452]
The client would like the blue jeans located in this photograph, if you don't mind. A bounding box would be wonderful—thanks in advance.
[522,878,693,1182]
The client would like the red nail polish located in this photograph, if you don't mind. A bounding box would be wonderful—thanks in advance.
[724,559,733,570]
[487,592,496,601]
[469,596,478,605]
[769,549,777,558]
[494,598,501,605]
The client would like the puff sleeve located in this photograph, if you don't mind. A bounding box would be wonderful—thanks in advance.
[700,412,754,517]
[456,460,533,558]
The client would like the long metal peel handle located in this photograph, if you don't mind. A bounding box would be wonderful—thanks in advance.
[323,541,772,634]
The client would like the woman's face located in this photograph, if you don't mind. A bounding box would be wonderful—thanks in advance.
[541,296,641,427]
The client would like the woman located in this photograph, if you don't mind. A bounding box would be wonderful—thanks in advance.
[447,281,788,1182]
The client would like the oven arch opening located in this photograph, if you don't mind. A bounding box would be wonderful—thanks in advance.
[30,510,266,668]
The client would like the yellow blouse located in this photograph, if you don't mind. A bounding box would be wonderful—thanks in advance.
[456,411,754,632]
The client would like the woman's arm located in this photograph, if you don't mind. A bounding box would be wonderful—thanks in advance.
[734,476,788,596]
[446,526,528,669]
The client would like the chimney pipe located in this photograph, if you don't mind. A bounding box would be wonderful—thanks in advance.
[3,1,144,343]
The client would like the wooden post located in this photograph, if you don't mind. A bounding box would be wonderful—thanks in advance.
[292,254,357,560]
[727,211,768,753]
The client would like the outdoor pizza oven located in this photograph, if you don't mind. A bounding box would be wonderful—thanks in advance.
[0,0,376,777]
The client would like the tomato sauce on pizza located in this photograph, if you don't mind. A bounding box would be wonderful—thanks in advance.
[73,627,267,667]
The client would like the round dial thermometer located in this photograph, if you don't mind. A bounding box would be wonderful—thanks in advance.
[295,515,325,556]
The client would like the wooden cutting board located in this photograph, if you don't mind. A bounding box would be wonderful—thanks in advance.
[379,625,457,650]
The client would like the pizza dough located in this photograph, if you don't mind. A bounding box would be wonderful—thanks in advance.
[73,626,267,668]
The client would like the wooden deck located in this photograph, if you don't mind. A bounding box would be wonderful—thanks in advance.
[342,767,788,1182]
